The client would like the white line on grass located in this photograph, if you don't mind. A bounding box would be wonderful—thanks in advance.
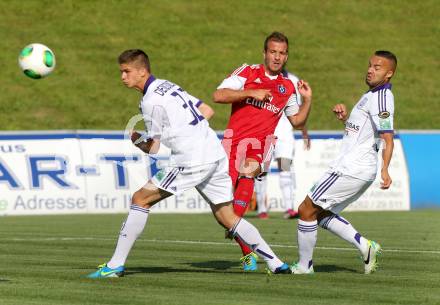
[4,237,440,255]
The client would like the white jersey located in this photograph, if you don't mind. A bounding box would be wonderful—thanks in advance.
[330,83,395,181]
[275,114,294,142]
[274,72,302,153]
[140,76,225,167]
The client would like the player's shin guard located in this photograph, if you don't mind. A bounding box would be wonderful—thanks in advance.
[319,214,368,254]
[107,204,149,268]
[279,171,295,211]
[297,219,318,271]
[230,218,283,272]
[255,175,268,214]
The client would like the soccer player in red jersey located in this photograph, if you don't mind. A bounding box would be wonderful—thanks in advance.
[213,32,313,271]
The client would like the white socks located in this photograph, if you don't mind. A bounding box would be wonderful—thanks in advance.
[255,176,268,214]
[319,214,369,255]
[297,219,318,271]
[279,171,296,210]
[107,205,149,268]
[297,215,370,271]
[232,218,284,272]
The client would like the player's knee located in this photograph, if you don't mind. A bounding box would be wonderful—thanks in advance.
[298,196,318,220]
[317,210,334,224]
[131,190,152,208]
[240,158,260,177]
[298,201,307,216]
[278,158,292,171]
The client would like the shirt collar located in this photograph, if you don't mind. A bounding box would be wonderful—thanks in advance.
[370,82,392,93]
[261,64,283,80]
[143,75,156,95]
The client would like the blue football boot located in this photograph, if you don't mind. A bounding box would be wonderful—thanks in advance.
[87,263,125,278]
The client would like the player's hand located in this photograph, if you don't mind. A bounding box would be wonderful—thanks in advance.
[303,136,311,150]
[250,89,272,101]
[297,80,312,100]
[333,104,348,121]
[130,130,156,153]
[130,130,142,145]
[380,169,392,189]
[302,128,311,150]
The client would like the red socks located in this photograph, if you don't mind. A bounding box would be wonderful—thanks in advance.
[233,177,254,216]
[233,177,255,256]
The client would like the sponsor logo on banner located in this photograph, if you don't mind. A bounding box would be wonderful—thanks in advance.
[0,132,410,215]
[0,133,216,215]
[280,135,410,212]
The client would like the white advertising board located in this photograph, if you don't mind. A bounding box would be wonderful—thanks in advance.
[266,136,410,212]
[0,132,410,216]
[0,137,86,215]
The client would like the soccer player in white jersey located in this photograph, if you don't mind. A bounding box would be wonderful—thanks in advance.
[254,71,310,219]
[291,50,397,274]
[87,49,292,278]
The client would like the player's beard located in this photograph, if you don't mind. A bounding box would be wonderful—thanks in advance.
[266,61,286,76]
[366,76,386,89]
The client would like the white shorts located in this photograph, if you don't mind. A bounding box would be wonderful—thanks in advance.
[150,156,233,205]
[307,171,373,214]
[273,134,295,159]
[274,115,295,160]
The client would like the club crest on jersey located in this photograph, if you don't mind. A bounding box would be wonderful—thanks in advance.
[278,85,286,94]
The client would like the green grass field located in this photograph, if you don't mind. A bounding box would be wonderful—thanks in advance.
[1,211,439,305]
[0,0,439,131]
[1,2,439,304]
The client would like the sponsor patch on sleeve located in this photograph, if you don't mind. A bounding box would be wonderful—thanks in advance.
[154,169,166,182]
[379,117,392,129]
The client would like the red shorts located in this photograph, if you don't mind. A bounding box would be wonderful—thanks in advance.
[222,136,276,187]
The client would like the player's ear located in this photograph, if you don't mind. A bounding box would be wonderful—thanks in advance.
[385,70,394,80]
[139,66,148,77]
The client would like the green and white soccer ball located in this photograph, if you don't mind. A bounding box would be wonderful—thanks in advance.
[18,43,56,79]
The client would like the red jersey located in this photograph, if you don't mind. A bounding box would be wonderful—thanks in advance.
[217,64,299,144]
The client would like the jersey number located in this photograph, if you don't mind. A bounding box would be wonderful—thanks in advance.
[171,88,204,126]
